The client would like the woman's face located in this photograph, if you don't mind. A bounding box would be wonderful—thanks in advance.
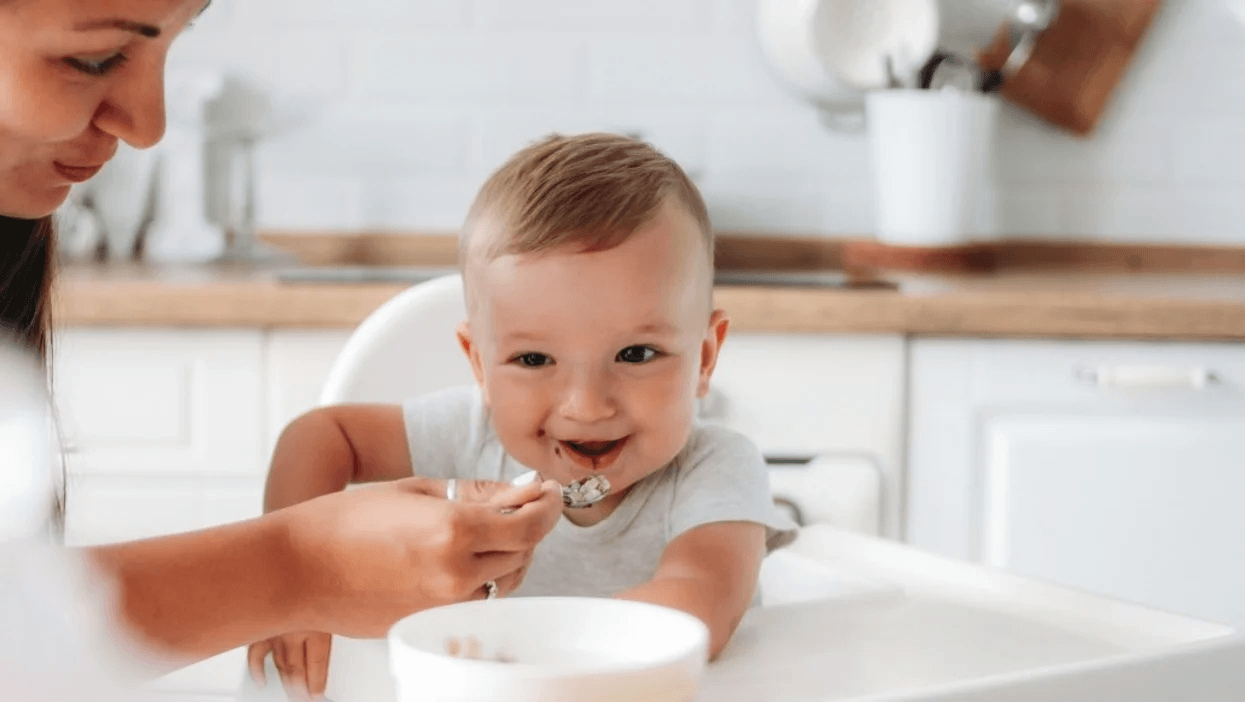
[0,0,207,218]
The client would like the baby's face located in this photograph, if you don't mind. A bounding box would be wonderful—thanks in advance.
[460,200,727,514]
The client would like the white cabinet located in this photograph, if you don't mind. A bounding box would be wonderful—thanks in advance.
[710,333,906,536]
[264,330,352,456]
[54,329,266,476]
[907,338,1245,629]
[53,329,274,699]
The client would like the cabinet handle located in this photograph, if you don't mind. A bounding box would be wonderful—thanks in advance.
[1073,364,1220,390]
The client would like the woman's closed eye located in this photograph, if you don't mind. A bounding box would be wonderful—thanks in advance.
[616,346,660,364]
[64,53,129,77]
[511,352,553,368]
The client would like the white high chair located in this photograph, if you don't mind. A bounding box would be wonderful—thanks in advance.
[238,276,1245,702]
[238,274,476,702]
[318,274,474,405]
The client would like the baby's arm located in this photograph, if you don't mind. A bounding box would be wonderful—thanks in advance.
[263,405,413,513]
[615,521,766,660]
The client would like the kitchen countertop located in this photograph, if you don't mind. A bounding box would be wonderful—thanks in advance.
[52,262,1245,340]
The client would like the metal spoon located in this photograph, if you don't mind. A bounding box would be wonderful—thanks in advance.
[510,470,611,509]
[1001,0,1060,78]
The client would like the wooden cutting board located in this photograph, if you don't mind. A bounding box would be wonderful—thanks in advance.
[979,0,1164,135]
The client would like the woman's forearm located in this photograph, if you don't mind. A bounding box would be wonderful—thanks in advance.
[85,511,302,666]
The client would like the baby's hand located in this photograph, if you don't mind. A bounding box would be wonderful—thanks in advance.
[247,631,333,701]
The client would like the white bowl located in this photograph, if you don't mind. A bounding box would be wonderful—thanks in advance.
[388,597,709,702]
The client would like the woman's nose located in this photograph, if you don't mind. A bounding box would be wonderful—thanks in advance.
[92,64,167,149]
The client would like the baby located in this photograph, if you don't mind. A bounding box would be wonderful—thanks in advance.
[247,133,796,700]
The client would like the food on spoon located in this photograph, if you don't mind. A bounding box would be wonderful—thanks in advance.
[562,475,610,508]
[509,471,611,508]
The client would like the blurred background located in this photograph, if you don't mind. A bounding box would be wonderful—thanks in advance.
[45,1,1245,700]
[137,0,1242,240]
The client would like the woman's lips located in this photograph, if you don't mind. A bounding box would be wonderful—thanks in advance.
[53,162,104,183]
[558,437,629,471]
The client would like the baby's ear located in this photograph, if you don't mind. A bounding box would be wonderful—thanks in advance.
[456,322,488,397]
[697,309,730,397]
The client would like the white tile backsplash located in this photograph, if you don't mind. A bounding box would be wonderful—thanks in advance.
[706,109,869,179]
[351,33,585,104]
[996,187,1065,238]
[1174,116,1245,185]
[473,0,713,33]
[709,0,760,36]
[585,36,790,104]
[180,0,1245,242]
[259,107,470,177]
[471,108,708,176]
[235,0,469,29]
[356,176,484,230]
[256,174,362,230]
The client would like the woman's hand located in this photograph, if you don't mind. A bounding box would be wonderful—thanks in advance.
[278,476,561,638]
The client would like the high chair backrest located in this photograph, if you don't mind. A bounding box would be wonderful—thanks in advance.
[318,274,475,405]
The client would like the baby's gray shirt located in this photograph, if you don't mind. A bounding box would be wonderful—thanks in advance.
[402,385,798,599]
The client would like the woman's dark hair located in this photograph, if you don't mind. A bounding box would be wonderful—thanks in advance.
[0,214,55,362]
[1,212,63,537]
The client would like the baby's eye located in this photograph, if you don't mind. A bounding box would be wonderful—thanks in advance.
[616,346,658,364]
[64,53,128,77]
[514,352,552,368]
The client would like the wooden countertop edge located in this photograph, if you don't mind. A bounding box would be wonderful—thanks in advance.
[54,280,1245,340]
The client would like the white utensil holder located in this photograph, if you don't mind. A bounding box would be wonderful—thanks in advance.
[866,88,999,247]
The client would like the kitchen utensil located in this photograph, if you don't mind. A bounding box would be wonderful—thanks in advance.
[388,597,709,702]
[755,0,867,131]
[813,0,940,90]
[866,88,999,246]
[1002,0,1060,75]
[205,73,317,265]
[978,0,1160,134]
[508,470,611,509]
[90,143,159,261]
[144,68,228,263]
[213,135,295,266]
[927,53,983,91]
[936,0,1058,75]
[55,186,104,262]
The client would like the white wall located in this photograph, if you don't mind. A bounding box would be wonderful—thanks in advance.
[173,0,1245,242]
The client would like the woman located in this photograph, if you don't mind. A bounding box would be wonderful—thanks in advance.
[0,0,563,689]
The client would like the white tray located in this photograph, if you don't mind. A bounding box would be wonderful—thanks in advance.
[246,525,1245,702]
[705,525,1245,701]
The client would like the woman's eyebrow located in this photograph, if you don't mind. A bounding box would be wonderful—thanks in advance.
[73,1,213,38]
[73,19,161,38]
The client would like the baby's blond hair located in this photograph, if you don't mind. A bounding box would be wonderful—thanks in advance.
[460,133,713,304]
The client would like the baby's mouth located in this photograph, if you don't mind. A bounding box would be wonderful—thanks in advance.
[561,439,623,458]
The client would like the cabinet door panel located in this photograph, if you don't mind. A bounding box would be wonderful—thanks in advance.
[54,330,265,476]
[63,475,262,546]
[264,330,352,456]
[711,333,906,535]
[981,415,1245,627]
